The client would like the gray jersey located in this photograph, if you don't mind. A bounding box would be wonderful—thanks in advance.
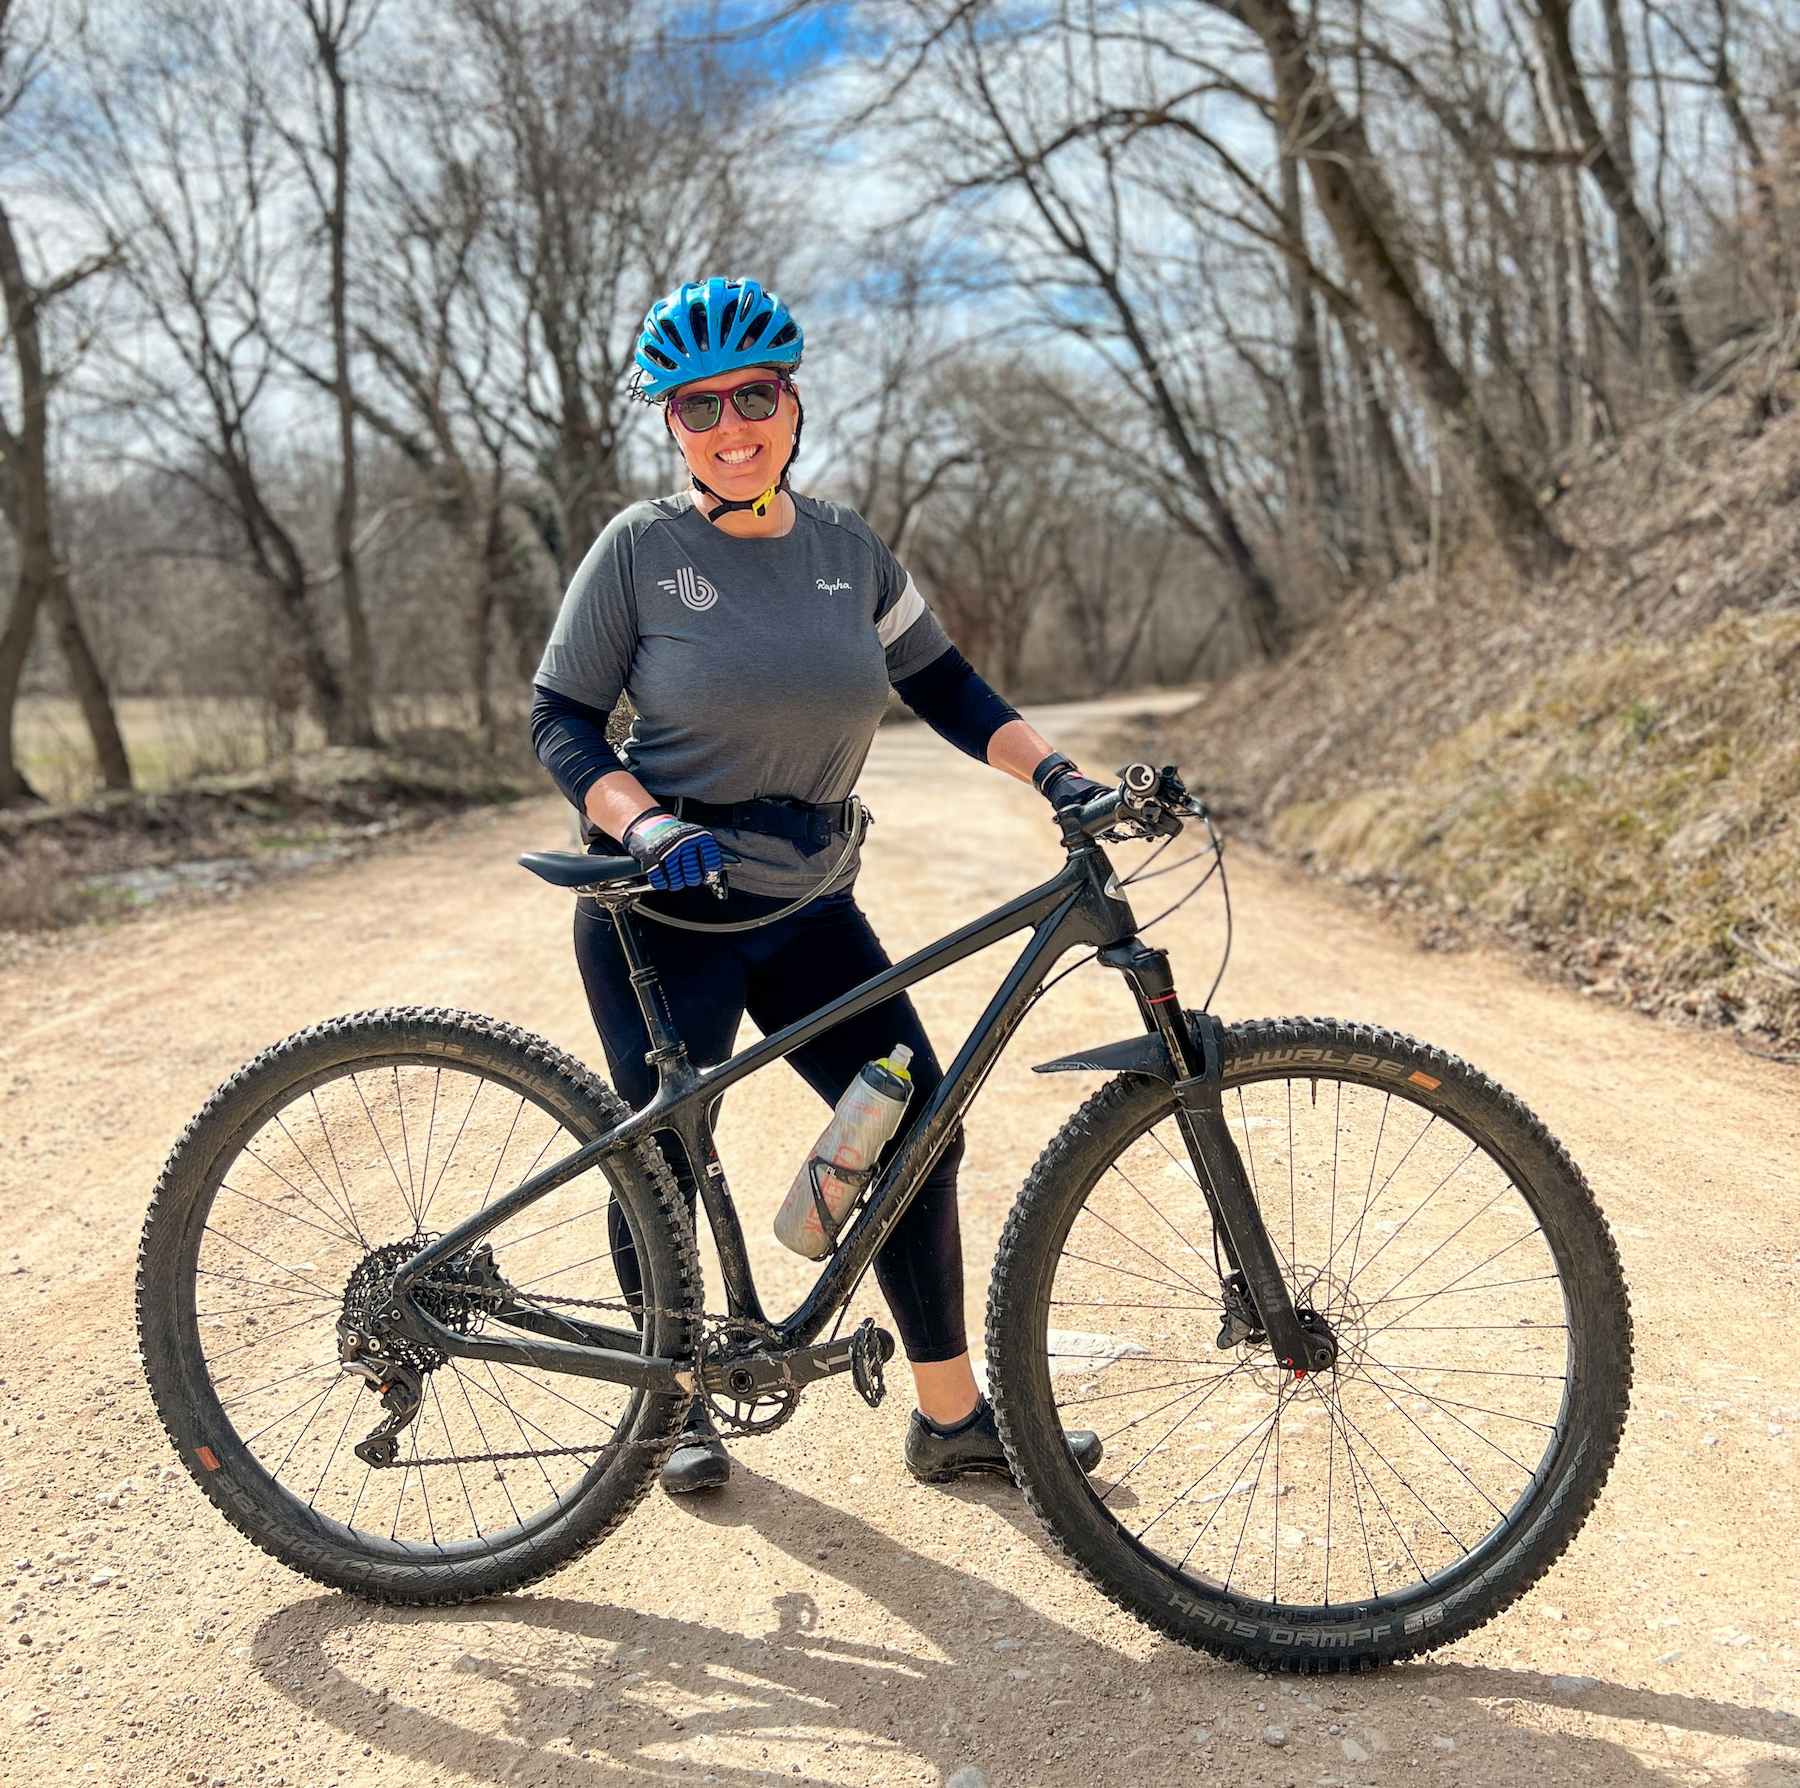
[536,491,952,895]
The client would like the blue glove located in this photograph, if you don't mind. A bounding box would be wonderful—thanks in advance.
[1032,752,1109,812]
[622,809,724,891]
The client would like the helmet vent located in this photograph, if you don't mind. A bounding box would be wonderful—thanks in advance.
[632,277,801,399]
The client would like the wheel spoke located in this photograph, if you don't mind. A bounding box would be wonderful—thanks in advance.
[1030,1052,1592,1630]
[149,1037,672,1579]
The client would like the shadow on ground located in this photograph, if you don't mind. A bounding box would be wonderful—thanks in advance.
[251,1468,1797,1786]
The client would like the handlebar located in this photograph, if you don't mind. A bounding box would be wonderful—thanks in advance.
[1062,763,1208,845]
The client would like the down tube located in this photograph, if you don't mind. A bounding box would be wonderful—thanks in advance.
[778,889,1092,1347]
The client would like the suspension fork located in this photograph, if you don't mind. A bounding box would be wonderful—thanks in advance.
[1102,940,1335,1375]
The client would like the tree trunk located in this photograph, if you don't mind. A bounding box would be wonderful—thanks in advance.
[0,573,42,805]
[1534,0,1699,389]
[1281,152,1346,563]
[44,578,131,790]
[1226,0,1567,577]
[1336,311,1425,573]
[0,195,132,803]
[1597,0,1643,358]
[311,6,377,747]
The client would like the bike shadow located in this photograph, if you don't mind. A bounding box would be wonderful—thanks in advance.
[250,1467,1799,1785]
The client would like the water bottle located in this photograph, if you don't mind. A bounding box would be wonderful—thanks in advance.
[773,1045,914,1259]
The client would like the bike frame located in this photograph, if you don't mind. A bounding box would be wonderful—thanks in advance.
[388,813,1327,1393]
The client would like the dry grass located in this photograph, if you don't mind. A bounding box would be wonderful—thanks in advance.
[0,745,542,938]
[14,693,526,801]
[1268,612,1800,1044]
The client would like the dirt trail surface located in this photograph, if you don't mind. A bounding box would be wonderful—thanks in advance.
[2,696,1797,1788]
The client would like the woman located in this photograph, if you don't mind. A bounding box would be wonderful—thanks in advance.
[532,276,1110,1495]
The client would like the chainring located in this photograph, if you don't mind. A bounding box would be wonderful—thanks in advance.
[700,1317,800,1438]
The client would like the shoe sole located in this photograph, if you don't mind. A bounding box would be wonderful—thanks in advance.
[905,1459,1016,1486]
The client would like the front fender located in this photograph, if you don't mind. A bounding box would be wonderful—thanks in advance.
[1031,1031,1179,1082]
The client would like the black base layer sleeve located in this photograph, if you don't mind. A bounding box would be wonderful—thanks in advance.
[531,682,628,811]
[892,646,1019,762]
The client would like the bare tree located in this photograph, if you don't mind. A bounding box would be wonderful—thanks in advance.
[444,0,791,580]
[1531,0,1698,388]
[79,2,361,744]
[288,0,383,745]
[864,1,1291,656]
[1221,0,1567,574]
[0,1,129,806]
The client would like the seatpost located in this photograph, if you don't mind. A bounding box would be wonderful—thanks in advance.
[610,906,687,1071]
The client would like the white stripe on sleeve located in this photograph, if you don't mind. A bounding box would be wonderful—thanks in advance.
[875,574,927,650]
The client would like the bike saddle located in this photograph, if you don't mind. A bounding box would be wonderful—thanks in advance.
[517,850,642,889]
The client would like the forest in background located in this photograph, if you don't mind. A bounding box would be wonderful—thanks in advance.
[2,0,1799,810]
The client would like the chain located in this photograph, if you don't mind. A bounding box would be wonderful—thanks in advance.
[376,1280,786,1468]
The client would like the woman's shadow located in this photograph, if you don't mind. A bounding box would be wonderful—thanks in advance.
[253,1464,1800,1785]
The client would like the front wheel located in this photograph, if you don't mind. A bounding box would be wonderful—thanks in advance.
[987,1017,1631,1671]
[138,1008,701,1604]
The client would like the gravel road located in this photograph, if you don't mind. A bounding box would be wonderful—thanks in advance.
[1,698,1797,1788]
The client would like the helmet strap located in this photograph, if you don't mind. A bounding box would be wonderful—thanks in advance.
[681,385,806,523]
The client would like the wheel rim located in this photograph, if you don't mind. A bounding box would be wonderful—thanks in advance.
[185,1056,664,1559]
[1046,1072,1574,1616]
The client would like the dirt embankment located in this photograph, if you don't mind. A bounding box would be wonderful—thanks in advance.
[1155,369,1800,1052]
[0,745,539,935]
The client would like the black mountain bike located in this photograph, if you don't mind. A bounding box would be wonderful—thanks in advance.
[138,764,1631,1671]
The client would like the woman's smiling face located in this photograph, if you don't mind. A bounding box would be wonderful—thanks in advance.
[665,366,798,503]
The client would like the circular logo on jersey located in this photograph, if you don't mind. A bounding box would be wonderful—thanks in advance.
[658,566,719,612]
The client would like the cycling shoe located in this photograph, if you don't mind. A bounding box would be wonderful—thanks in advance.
[661,1398,731,1495]
[904,1395,1101,1485]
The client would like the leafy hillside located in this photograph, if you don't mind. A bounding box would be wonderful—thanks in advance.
[1160,373,1800,1052]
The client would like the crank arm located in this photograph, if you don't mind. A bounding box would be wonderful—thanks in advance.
[705,1324,896,1400]
[1171,1019,1335,1376]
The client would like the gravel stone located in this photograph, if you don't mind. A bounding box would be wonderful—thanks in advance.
[946,1771,987,1788]
[1262,1726,1287,1747]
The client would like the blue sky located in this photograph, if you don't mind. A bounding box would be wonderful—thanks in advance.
[673,1,868,79]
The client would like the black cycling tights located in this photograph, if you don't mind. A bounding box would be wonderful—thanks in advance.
[573,884,968,1364]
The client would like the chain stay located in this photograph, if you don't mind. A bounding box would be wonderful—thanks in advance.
[372,1279,781,1466]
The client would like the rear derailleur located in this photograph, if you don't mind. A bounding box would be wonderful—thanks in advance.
[336,1237,506,1467]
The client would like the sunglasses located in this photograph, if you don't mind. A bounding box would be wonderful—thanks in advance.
[667,377,787,433]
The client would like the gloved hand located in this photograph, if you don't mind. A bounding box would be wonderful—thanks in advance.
[622,809,724,891]
[1031,752,1109,812]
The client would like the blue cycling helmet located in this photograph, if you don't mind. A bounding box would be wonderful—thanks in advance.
[631,276,803,401]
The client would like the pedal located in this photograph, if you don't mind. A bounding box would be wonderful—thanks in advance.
[849,1318,895,1409]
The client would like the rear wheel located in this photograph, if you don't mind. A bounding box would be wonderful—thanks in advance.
[138,1007,699,1604]
[987,1017,1631,1671]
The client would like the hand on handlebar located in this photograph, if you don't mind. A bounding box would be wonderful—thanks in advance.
[1066,763,1208,842]
[1032,751,1111,812]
